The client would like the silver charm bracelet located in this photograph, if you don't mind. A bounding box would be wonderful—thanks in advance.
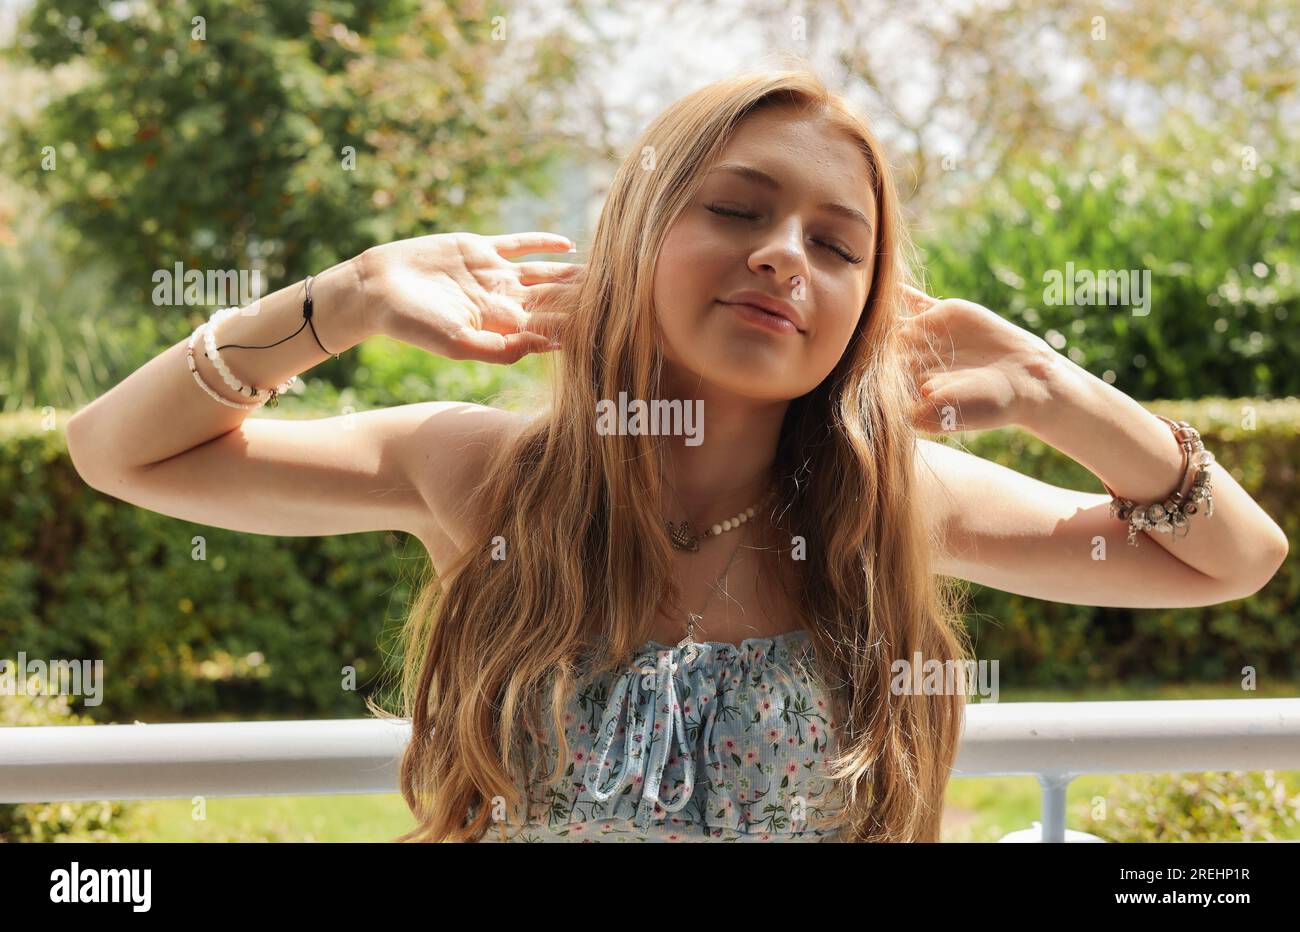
[1102,414,1216,547]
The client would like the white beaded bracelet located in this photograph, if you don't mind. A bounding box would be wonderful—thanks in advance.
[186,322,263,410]
[201,307,298,407]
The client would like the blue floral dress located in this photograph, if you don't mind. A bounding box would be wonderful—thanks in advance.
[477,629,847,842]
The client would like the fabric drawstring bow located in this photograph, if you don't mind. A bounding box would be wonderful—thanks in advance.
[583,643,699,833]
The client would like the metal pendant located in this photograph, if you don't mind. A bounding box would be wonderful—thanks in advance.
[665,519,700,552]
[676,612,702,663]
[676,612,700,647]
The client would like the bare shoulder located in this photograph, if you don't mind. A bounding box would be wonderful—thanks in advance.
[387,401,528,571]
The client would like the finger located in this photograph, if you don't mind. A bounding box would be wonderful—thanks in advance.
[898,283,937,316]
[518,281,577,333]
[521,279,578,311]
[512,261,583,286]
[491,232,577,259]
[479,274,577,320]
[911,371,985,433]
[518,310,571,340]
[478,287,531,334]
[909,387,963,434]
[909,398,953,435]
[481,282,574,339]
[455,328,555,365]
[896,317,956,370]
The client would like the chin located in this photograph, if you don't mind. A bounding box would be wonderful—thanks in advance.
[673,354,803,401]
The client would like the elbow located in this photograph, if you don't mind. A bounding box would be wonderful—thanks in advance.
[1232,530,1289,600]
[1264,529,1290,585]
[1273,528,1290,563]
[64,411,89,474]
[1262,525,1290,580]
[64,411,112,491]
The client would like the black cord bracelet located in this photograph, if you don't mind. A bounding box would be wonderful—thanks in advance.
[213,273,341,359]
[302,275,340,359]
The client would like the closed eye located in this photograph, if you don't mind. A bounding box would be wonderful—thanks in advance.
[705,203,864,264]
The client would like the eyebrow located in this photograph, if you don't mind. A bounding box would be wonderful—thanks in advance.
[706,162,875,234]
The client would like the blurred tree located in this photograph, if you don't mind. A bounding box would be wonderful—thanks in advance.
[723,0,1299,210]
[5,0,585,393]
[0,173,149,412]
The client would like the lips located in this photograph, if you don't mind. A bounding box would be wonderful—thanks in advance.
[722,300,802,335]
[719,290,807,332]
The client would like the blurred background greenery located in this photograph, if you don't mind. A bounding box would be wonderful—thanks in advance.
[1,0,1297,841]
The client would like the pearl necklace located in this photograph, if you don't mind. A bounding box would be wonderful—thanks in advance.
[664,487,773,553]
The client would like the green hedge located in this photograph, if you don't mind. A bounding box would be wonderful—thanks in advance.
[1,398,1295,723]
[0,410,423,723]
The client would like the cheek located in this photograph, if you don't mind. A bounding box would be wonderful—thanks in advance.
[806,286,868,366]
[653,224,719,323]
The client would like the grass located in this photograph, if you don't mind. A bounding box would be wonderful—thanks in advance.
[130,794,416,843]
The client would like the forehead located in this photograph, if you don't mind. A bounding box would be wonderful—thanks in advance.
[709,107,878,222]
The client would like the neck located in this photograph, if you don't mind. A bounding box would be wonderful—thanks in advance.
[657,361,789,529]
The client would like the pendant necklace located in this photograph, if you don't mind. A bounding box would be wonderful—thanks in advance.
[662,477,775,656]
[673,519,750,660]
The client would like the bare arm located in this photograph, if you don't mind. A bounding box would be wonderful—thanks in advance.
[64,230,580,550]
[916,437,1288,608]
[1017,351,1289,589]
[61,254,441,538]
[897,284,1287,607]
[66,256,371,476]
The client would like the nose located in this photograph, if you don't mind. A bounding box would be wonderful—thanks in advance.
[747,219,811,293]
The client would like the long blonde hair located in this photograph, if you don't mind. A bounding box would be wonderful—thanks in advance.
[377,65,972,842]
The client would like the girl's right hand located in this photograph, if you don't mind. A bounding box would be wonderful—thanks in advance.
[360,231,583,364]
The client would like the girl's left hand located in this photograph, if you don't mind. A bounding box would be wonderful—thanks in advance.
[896,284,1061,434]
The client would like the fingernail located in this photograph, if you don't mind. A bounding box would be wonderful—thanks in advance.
[567,242,578,253]
[548,341,563,350]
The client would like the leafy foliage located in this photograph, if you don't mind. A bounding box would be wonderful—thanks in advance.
[1079,770,1300,842]
[921,120,1300,399]
[0,410,427,722]
[5,0,581,401]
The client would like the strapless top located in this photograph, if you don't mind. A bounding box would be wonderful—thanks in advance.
[477,629,847,842]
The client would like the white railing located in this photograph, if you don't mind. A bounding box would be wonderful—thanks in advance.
[3,699,1299,842]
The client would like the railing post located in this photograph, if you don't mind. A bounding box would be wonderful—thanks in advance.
[1038,771,1072,843]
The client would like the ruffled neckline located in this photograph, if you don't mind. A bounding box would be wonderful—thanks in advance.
[642,629,811,652]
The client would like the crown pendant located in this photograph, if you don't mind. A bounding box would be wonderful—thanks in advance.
[665,519,700,552]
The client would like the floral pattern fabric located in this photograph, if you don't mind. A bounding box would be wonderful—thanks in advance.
[477,629,846,842]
